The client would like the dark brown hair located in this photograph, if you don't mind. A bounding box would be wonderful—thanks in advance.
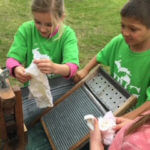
[121,0,150,28]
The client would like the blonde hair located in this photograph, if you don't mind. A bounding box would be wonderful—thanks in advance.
[31,0,65,38]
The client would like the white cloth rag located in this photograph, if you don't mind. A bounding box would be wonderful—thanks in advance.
[25,49,53,108]
[84,111,116,145]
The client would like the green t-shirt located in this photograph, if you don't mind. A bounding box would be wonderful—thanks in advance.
[7,21,79,68]
[97,34,150,108]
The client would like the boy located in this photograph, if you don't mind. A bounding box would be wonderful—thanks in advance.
[75,0,150,129]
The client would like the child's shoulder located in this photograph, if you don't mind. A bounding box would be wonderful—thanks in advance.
[22,20,34,26]
[108,34,126,47]
[21,20,34,27]
[112,34,124,42]
[63,25,76,35]
[19,21,35,31]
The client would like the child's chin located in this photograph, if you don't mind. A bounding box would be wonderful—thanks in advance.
[40,33,49,38]
[125,39,134,46]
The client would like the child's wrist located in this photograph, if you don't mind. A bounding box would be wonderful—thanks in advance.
[52,63,58,74]
[52,63,70,77]
[12,65,21,77]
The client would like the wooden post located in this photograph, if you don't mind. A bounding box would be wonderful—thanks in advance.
[0,81,27,150]
[13,86,28,149]
[0,99,8,140]
[0,86,15,139]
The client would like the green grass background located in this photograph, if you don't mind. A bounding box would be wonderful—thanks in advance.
[66,0,126,67]
[0,0,126,86]
[0,0,126,69]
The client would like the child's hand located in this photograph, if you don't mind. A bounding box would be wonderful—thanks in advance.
[14,66,31,83]
[114,117,132,131]
[90,118,104,150]
[90,118,102,142]
[34,59,55,74]
[73,69,89,83]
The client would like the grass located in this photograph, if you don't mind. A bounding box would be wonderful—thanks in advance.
[0,0,31,86]
[66,0,126,67]
[0,0,126,86]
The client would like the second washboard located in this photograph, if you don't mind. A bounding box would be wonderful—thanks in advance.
[41,65,137,150]
[22,76,75,126]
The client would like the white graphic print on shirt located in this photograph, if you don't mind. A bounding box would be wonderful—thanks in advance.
[114,60,140,98]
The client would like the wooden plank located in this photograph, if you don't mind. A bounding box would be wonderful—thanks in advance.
[0,99,8,140]
[69,134,89,150]
[41,119,57,150]
[0,69,27,149]
[13,86,25,147]
[114,95,137,116]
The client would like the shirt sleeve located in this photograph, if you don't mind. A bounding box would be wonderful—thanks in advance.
[6,58,21,76]
[96,34,123,66]
[64,63,78,79]
[62,27,79,66]
[7,24,28,64]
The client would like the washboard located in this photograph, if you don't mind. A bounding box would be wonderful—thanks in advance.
[22,76,75,126]
[41,65,137,150]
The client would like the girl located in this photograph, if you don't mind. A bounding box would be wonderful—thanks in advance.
[75,0,150,127]
[90,112,150,150]
[90,111,150,150]
[6,0,79,84]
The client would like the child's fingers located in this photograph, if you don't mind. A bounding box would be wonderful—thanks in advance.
[116,117,126,124]
[74,70,87,82]
[114,117,132,132]
[114,124,123,132]
[116,117,122,124]
[16,69,31,83]
[34,59,51,64]
[94,118,99,130]
[17,76,29,83]
[26,75,32,80]
[36,63,51,69]
[73,73,81,83]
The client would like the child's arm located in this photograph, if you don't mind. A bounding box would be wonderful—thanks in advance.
[74,55,99,82]
[6,58,31,83]
[90,118,104,150]
[123,101,150,119]
[114,117,132,131]
[6,58,22,76]
[65,63,78,79]
[14,66,31,83]
[34,59,78,78]
[115,101,150,131]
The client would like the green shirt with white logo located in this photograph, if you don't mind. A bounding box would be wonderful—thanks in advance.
[97,34,150,108]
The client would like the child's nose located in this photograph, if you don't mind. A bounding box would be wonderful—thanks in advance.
[40,25,47,32]
[122,28,130,36]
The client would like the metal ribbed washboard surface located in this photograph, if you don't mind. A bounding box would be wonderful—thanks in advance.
[85,68,130,112]
[21,76,74,126]
[41,86,104,150]
[41,67,134,150]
